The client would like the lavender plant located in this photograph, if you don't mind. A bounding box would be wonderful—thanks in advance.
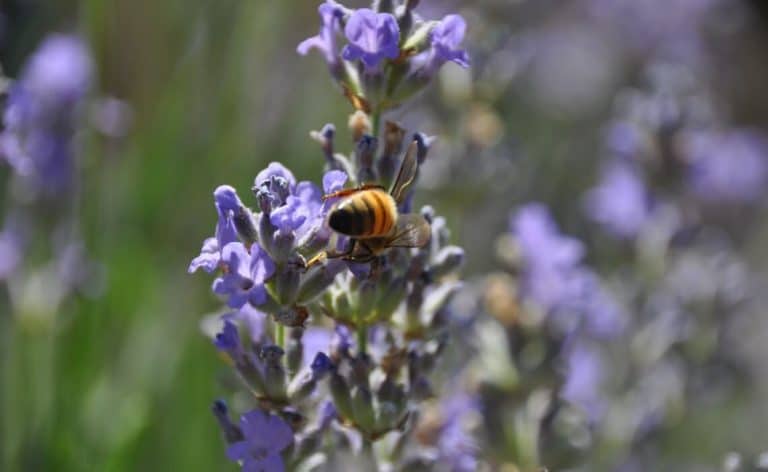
[190,1,470,470]
[0,34,107,328]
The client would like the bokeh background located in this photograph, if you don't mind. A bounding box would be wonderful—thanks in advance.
[2,0,768,470]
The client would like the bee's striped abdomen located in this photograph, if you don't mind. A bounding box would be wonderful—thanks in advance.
[328,188,396,238]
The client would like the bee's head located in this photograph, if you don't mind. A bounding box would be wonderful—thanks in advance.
[328,206,353,235]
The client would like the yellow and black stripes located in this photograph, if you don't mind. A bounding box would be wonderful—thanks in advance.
[328,188,396,238]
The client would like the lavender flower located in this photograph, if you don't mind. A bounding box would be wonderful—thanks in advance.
[512,203,625,337]
[212,242,275,309]
[188,187,241,274]
[297,1,347,67]
[584,163,652,238]
[342,9,400,71]
[684,129,768,203]
[0,34,93,194]
[226,409,293,471]
[561,342,604,422]
[427,14,470,70]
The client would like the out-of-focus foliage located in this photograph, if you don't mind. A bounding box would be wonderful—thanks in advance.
[2,0,768,470]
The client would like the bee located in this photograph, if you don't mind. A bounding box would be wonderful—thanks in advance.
[307,140,431,266]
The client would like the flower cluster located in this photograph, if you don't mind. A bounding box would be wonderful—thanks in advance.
[298,0,470,117]
[191,2,469,469]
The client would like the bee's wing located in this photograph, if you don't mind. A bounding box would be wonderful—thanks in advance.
[387,213,431,248]
[389,140,419,204]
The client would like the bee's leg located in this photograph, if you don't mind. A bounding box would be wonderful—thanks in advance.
[321,184,387,201]
[343,240,377,264]
[305,240,358,269]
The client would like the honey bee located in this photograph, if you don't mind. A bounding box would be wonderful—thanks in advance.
[307,140,431,266]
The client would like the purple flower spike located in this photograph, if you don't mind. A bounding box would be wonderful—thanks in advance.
[430,15,470,69]
[213,242,275,309]
[297,1,346,66]
[0,35,93,193]
[226,409,293,471]
[685,130,768,203]
[584,163,651,239]
[342,9,400,71]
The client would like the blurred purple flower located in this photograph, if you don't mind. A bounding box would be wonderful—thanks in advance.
[684,130,768,203]
[342,9,400,71]
[512,204,625,337]
[513,203,586,313]
[226,409,293,471]
[584,163,652,239]
[213,242,275,309]
[0,229,22,279]
[0,34,93,193]
[297,1,347,66]
[436,392,479,472]
[561,341,604,422]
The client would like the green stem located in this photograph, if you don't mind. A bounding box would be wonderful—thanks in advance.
[371,110,381,141]
[357,324,368,355]
[276,323,285,350]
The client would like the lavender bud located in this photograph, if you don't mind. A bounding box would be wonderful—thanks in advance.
[297,260,345,303]
[378,121,406,184]
[260,345,287,400]
[271,230,295,263]
[275,265,301,305]
[357,279,378,321]
[348,111,371,144]
[413,132,432,164]
[430,245,465,279]
[310,123,337,166]
[378,276,407,322]
[211,399,244,444]
[330,372,354,420]
[257,212,276,254]
[375,401,401,433]
[355,135,378,184]
[288,370,317,403]
[311,352,333,380]
[233,208,258,244]
[402,21,437,53]
[351,386,376,432]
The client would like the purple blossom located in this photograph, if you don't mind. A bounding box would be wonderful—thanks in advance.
[684,130,768,203]
[512,203,586,313]
[212,242,275,309]
[214,320,243,360]
[255,162,345,244]
[512,204,625,338]
[226,409,293,471]
[342,9,400,71]
[297,1,347,66]
[429,15,470,69]
[188,187,240,274]
[584,163,652,239]
[561,342,604,422]
[436,392,479,472]
[0,34,93,193]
